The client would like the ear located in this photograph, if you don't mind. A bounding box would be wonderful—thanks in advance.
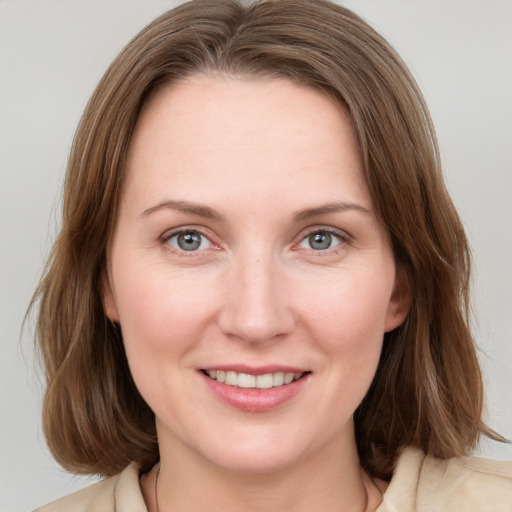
[101,270,120,322]
[384,267,411,333]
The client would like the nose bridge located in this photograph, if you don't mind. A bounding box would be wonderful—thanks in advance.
[218,244,294,343]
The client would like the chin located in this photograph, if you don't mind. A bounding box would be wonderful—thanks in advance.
[211,451,300,475]
[200,435,308,475]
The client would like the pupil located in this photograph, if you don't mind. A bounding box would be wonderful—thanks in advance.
[178,232,201,251]
[310,232,331,250]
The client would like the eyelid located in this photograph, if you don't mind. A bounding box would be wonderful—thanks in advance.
[161,225,207,241]
[158,224,351,255]
[294,225,352,250]
[160,226,219,252]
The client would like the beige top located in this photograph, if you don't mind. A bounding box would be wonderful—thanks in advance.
[35,447,512,511]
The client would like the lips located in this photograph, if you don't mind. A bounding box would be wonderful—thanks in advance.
[200,366,311,412]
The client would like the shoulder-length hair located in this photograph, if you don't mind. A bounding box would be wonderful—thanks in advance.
[30,0,501,479]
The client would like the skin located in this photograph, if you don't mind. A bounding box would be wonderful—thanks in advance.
[103,75,410,512]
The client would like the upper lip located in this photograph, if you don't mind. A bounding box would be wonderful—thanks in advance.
[200,364,310,376]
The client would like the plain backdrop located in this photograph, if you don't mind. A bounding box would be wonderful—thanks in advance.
[1,1,511,510]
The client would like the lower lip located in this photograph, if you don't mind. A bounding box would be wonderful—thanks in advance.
[200,372,310,413]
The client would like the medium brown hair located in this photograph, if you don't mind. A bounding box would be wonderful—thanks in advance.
[30,0,502,479]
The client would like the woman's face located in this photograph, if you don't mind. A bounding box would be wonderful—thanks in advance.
[104,75,409,473]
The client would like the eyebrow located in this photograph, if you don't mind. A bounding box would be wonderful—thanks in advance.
[139,199,371,222]
[139,200,224,220]
[292,201,371,221]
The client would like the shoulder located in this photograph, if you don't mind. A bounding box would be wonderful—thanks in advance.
[380,446,512,512]
[34,463,147,512]
[418,449,512,511]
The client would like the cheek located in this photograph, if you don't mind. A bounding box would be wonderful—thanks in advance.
[279,269,393,436]
[299,266,394,395]
[303,270,394,349]
[112,265,218,361]
[111,266,221,414]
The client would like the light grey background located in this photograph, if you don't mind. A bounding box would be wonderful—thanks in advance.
[1,1,511,510]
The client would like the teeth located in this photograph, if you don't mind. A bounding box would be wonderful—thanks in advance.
[205,370,305,389]
[256,374,273,389]
[225,371,238,386]
[238,373,256,388]
[284,373,294,384]
[273,372,284,386]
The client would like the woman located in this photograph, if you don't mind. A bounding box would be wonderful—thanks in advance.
[32,0,512,510]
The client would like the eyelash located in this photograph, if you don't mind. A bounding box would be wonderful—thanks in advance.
[297,227,349,253]
[160,226,350,255]
[161,227,216,255]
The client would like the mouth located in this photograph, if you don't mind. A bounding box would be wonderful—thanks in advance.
[199,367,311,412]
[201,369,309,389]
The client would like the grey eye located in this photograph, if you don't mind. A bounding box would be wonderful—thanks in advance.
[309,232,332,250]
[299,231,341,251]
[168,231,210,251]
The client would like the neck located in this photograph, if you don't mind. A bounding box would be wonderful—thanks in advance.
[144,427,380,512]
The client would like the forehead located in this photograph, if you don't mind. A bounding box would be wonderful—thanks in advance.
[132,73,355,150]
[122,74,370,215]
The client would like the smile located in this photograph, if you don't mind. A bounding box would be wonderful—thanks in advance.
[202,370,305,389]
[200,367,311,412]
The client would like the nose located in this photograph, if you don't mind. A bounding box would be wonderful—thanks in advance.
[217,250,295,344]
